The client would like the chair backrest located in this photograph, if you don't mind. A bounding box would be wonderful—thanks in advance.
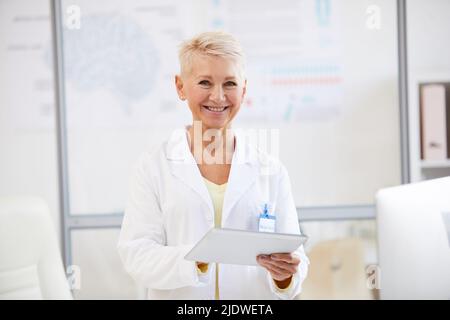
[0,196,72,299]
[299,238,373,300]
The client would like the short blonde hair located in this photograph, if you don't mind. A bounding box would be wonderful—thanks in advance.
[178,31,246,79]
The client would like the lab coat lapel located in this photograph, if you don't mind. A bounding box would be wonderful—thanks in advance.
[165,129,214,217]
[222,129,259,225]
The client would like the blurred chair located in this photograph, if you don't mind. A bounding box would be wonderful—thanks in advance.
[0,196,72,299]
[298,238,373,300]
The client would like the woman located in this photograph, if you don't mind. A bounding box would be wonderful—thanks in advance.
[118,31,309,300]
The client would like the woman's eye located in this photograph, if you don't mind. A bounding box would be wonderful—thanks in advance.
[199,80,211,86]
[225,81,237,87]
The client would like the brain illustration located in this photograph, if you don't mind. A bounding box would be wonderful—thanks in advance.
[63,14,159,105]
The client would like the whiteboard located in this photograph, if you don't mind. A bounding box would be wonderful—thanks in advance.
[54,0,401,214]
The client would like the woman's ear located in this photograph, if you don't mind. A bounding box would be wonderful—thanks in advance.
[175,75,186,100]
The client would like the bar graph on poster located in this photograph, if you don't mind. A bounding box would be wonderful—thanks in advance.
[206,0,343,124]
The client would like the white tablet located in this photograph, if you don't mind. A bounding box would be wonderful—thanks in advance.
[184,228,308,266]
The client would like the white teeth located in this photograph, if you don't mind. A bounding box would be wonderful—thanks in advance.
[204,106,227,112]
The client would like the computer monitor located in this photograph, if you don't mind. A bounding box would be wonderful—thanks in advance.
[376,177,450,299]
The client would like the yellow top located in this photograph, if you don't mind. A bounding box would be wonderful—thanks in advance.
[203,178,227,300]
[203,178,227,228]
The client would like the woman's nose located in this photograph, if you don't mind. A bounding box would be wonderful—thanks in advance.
[210,85,226,103]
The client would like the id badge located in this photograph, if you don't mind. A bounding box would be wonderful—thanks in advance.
[259,214,276,233]
[258,203,276,233]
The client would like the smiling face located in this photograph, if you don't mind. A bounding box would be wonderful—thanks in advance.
[176,54,247,130]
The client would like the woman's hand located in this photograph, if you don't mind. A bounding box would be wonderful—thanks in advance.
[256,253,300,287]
[196,261,209,274]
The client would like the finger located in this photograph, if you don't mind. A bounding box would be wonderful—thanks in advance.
[265,258,297,274]
[270,253,301,265]
[257,257,290,278]
[263,263,288,280]
[258,255,295,275]
[257,254,270,261]
[256,255,271,268]
[264,258,297,274]
[263,260,293,278]
[270,253,299,264]
[256,255,270,265]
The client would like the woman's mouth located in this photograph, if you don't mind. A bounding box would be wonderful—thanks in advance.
[202,105,229,113]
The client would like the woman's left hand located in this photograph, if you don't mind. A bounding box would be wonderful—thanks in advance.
[256,253,300,282]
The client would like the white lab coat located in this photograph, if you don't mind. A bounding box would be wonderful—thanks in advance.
[118,127,309,300]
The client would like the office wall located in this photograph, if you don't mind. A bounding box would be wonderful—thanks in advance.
[407,0,450,75]
[0,0,60,242]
